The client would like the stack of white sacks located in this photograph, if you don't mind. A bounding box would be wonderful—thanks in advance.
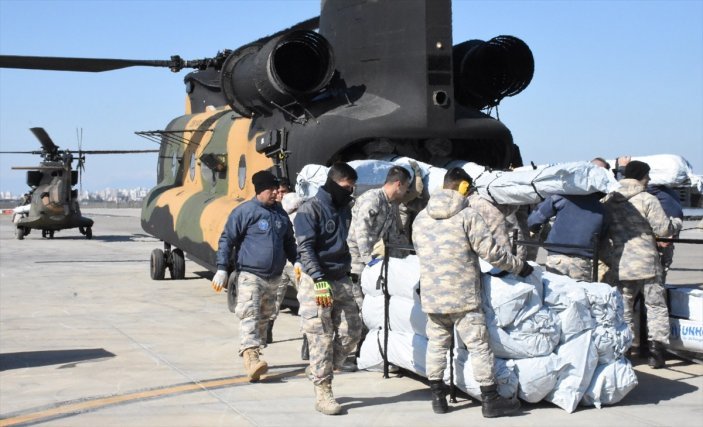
[357,257,639,413]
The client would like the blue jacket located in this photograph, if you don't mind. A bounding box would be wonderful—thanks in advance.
[216,197,297,279]
[527,194,606,258]
[647,185,683,219]
[294,187,352,281]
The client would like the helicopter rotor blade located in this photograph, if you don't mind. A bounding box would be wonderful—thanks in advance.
[0,151,41,154]
[0,55,208,73]
[67,149,159,154]
[29,127,59,153]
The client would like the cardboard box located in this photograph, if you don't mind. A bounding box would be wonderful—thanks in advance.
[668,318,703,353]
[667,286,703,322]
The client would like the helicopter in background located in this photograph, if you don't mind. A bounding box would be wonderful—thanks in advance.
[1,127,157,240]
[0,0,534,285]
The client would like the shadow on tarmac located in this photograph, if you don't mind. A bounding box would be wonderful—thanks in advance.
[0,348,115,371]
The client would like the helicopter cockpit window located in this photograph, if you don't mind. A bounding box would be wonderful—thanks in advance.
[238,155,246,190]
[189,151,196,181]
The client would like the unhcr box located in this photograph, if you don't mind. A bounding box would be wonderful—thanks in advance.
[669,318,703,353]
[667,286,703,322]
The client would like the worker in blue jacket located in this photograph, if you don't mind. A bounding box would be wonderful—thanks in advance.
[212,170,297,382]
[528,193,606,281]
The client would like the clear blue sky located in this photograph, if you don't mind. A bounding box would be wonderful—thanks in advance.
[1,0,701,195]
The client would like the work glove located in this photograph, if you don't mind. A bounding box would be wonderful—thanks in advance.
[294,262,303,284]
[212,270,228,293]
[314,279,334,307]
[367,257,381,267]
[518,263,534,278]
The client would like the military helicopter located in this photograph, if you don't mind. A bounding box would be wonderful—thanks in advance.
[0,0,534,284]
[1,127,157,240]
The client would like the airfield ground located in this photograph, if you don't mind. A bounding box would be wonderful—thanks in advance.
[0,209,701,426]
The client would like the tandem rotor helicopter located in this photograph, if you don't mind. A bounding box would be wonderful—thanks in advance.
[0,0,534,282]
[0,127,158,240]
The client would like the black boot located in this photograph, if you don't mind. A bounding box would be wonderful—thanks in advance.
[301,334,310,361]
[429,380,448,414]
[480,384,520,418]
[648,340,666,369]
[266,320,274,344]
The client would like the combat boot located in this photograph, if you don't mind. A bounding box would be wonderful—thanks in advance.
[480,384,520,418]
[314,380,342,415]
[648,340,666,369]
[429,380,448,414]
[242,348,268,382]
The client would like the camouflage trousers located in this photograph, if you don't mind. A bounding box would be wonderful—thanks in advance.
[298,273,362,385]
[270,262,295,322]
[234,271,282,355]
[618,278,670,345]
[546,253,594,282]
[426,310,495,387]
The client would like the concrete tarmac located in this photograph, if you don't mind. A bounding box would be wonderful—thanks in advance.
[1,209,701,426]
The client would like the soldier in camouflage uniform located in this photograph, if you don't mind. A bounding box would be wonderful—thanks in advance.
[211,171,297,382]
[294,162,360,416]
[413,168,533,418]
[602,161,673,369]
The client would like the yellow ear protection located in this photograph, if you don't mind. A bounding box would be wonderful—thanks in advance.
[458,180,470,196]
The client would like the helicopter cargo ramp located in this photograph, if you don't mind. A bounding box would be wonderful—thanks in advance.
[1,209,702,427]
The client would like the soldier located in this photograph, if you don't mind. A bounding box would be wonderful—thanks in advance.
[211,170,297,382]
[602,160,673,368]
[294,162,360,416]
[413,168,533,418]
[527,192,606,281]
[647,184,684,283]
[348,166,411,286]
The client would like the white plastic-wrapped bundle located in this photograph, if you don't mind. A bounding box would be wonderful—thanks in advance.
[545,330,599,413]
[357,329,428,376]
[445,348,518,401]
[487,307,561,359]
[360,255,420,299]
[361,294,427,336]
[460,161,617,205]
[608,154,697,187]
[296,164,328,198]
[581,357,638,408]
[512,353,566,403]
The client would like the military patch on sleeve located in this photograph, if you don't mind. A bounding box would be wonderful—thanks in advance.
[325,219,336,233]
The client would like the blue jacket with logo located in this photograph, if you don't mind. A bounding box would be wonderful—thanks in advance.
[216,197,297,279]
[647,185,683,219]
[294,187,353,281]
[527,194,606,258]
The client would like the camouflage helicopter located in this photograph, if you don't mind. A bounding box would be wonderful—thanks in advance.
[0,0,533,289]
[1,127,157,240]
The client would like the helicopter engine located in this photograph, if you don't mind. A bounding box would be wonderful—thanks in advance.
[221,30,335,117]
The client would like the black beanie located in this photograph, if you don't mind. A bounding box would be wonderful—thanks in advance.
[624,160,650,180]
[252,170,280,194]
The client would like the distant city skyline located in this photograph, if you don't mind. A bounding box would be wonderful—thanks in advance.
[0,186,150,202]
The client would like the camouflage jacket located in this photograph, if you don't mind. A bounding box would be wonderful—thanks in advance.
[347,188,396,274]
[602,179,673,281]
[468,193,516,253]
[413,189,525,314]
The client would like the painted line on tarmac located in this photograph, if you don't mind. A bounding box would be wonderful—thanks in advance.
[0,367,305,426]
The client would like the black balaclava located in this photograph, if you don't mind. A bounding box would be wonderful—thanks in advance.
[323,177,353,208]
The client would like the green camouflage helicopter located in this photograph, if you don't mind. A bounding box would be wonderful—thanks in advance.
[2,127,157,240]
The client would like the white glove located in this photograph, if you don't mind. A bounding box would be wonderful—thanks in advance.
[212,270,228,293]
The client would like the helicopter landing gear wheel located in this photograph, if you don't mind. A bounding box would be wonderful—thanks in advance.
[150,248,166,280]
[85,227,92,239]
[15,227,25,240]
[169,248,186,280]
